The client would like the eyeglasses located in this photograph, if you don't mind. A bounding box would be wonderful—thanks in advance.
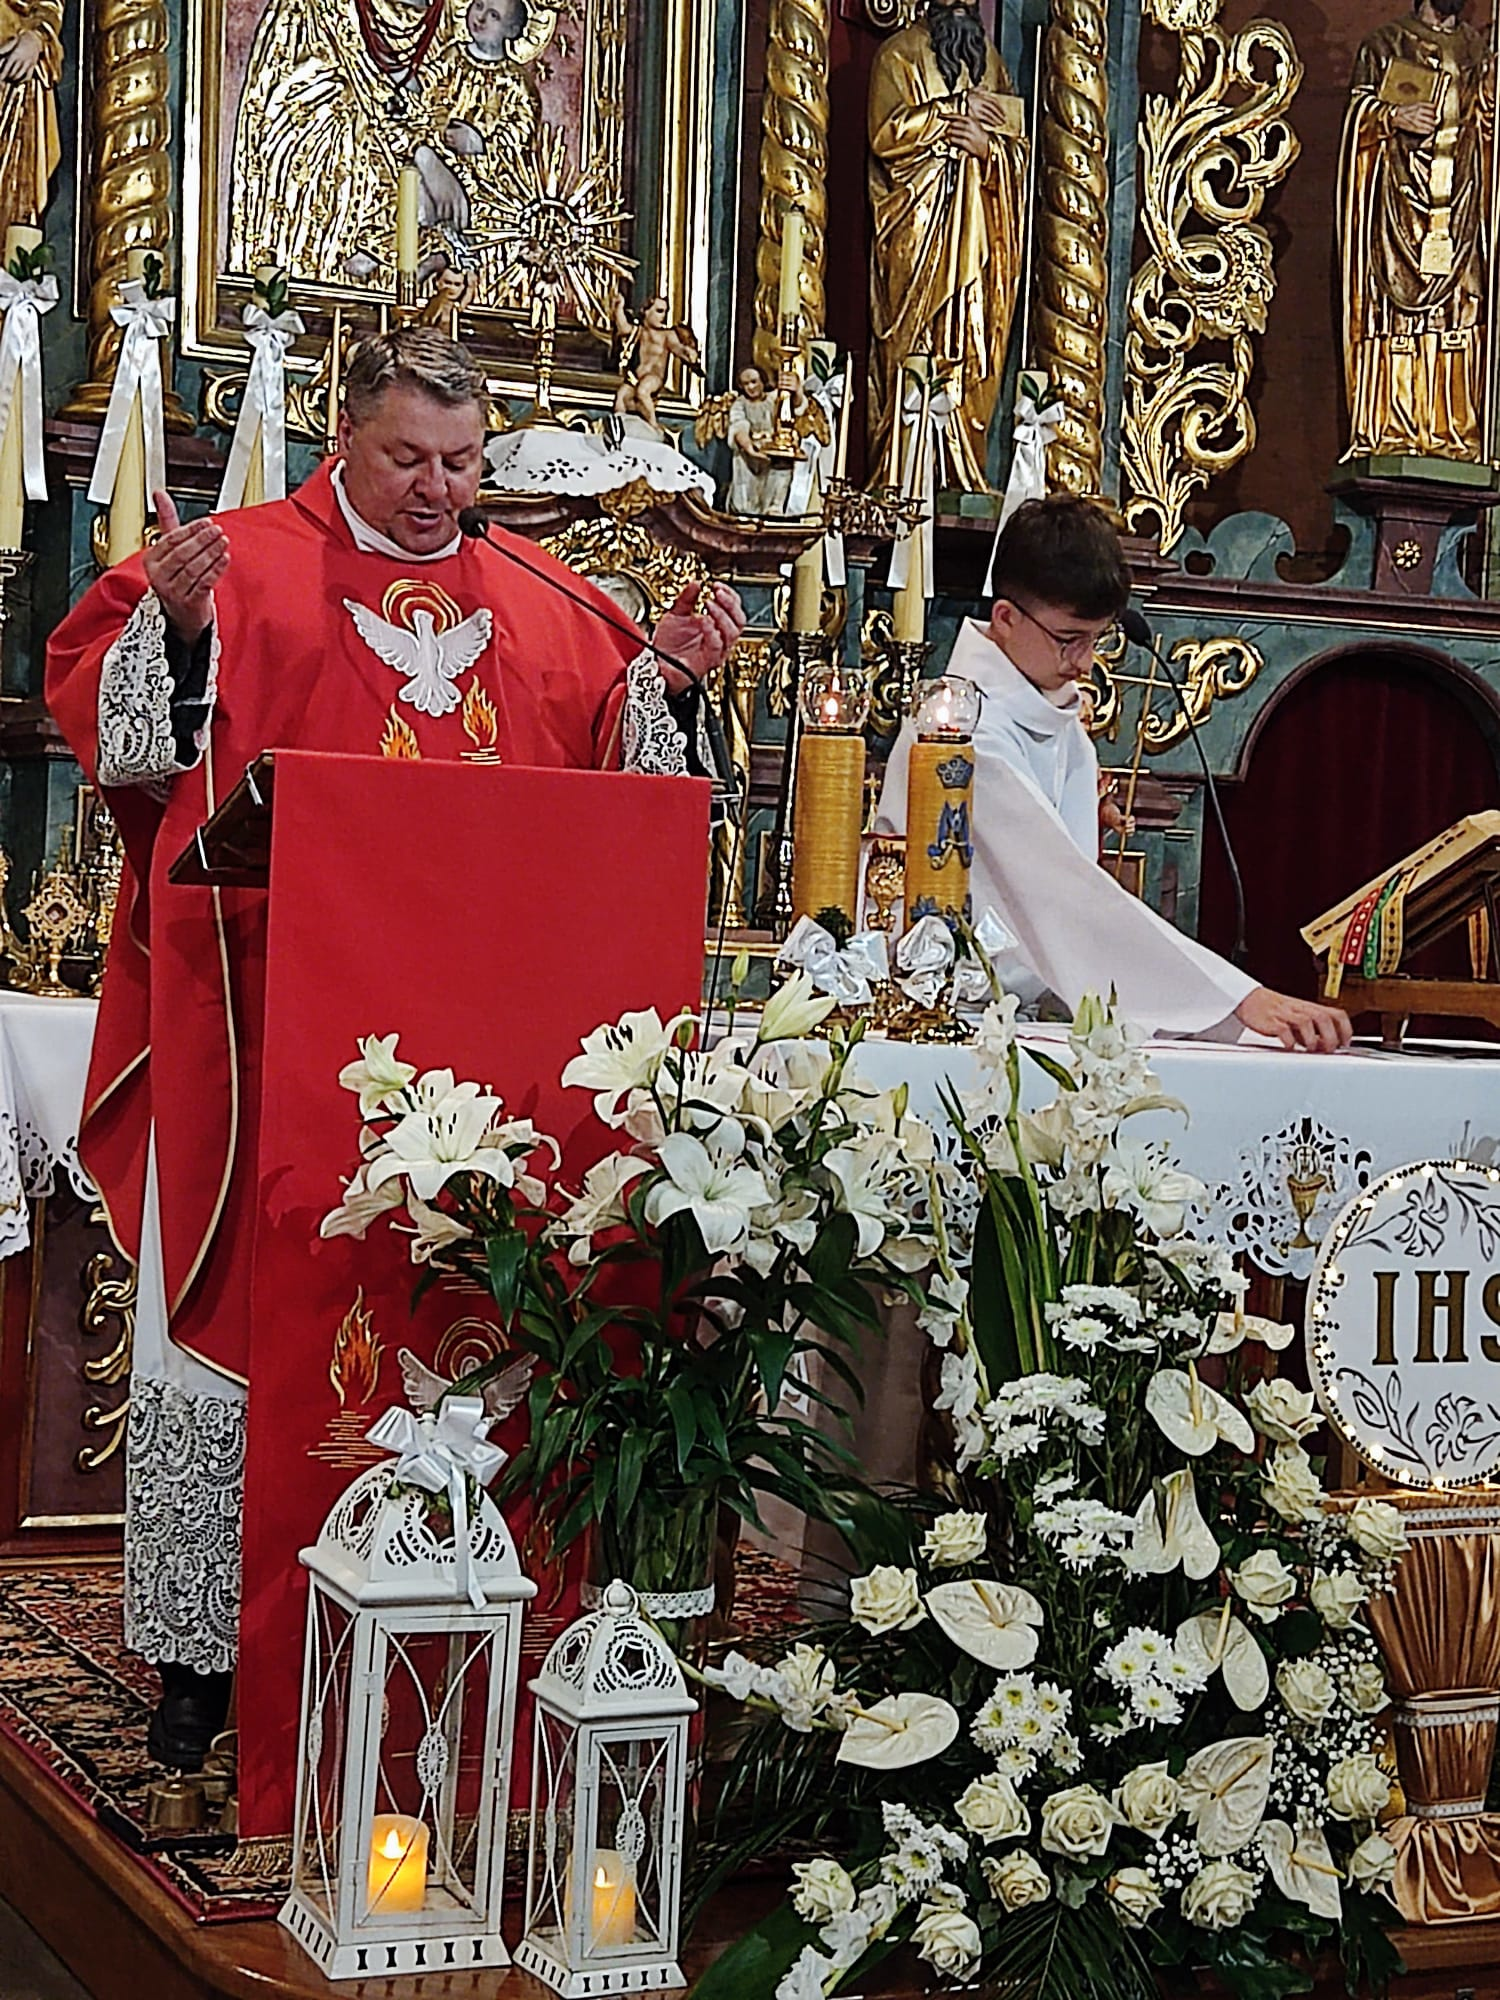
[1004,599,1118,664]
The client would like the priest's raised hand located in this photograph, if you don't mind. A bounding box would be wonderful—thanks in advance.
[653,580,746,692]
[144,489,229,645]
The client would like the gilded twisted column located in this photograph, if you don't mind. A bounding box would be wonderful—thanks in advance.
[752,0,830,375]
[1034,0,1109,496]
[63,0,188,422]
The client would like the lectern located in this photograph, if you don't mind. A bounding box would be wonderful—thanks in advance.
[172,750,711,1836]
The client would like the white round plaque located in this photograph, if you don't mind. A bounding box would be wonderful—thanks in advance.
[1308,1158,1500,1489]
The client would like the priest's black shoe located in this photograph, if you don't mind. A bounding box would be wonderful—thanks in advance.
[147,1662,235,1772]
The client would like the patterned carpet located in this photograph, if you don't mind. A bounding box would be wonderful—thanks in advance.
[0,1549,804,1926]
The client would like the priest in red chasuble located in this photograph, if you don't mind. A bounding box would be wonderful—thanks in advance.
[46,328,744,1767]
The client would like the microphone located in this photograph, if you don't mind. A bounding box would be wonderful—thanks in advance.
[1119,605,1248,968]
[457,504,742,817]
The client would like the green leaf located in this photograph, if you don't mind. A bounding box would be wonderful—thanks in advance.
[686,1902,822,2000]
[663,1379,698,1475]
[1023,1043,1079,1093]
[485,1229,529,1330]
[1201,1928,1313,2000]
[616,1427,649,1518]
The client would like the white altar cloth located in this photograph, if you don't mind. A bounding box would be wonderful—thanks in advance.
[849,1031,1500,1281]
[0,992,99,1259]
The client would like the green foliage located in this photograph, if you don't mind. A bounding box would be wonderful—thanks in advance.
[5,240,52,284]
[984,1900,1158,2000]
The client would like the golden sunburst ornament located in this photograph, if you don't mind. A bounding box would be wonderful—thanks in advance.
[468,122,635,414]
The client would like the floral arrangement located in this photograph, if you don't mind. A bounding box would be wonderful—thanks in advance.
[321,975,939,1602]
[695,996,1404,2000]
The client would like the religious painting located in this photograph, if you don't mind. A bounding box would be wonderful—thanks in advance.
[180,0,722,403]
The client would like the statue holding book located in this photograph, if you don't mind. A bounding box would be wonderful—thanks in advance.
[1338,0,1494,463]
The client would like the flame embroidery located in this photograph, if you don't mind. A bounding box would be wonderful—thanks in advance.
[461,680,502,763]
[381,707,422,760]
[329,1287,384,1407]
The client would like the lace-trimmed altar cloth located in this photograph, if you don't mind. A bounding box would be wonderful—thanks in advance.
[0,992,99,1260]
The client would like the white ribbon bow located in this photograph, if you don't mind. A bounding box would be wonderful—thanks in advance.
[888,379,954,596]
[983,386,1065,594]
[216,301,305,513]
[87,280,175,509]
[949,908,1016,1008]
[366,1397,507,1608]
[0,273,56,507]
[778,914,890,1005]
[894,912,956,1008]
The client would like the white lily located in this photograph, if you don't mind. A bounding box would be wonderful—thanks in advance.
[643,1132,772,1255]
[1175,1608,1269,1712]
[1126,1471,1220,1581]
[366,1093,516,1202]
[337,1032,417,1116]
[757,971,837,1044]
[1101,1140,1206,1238]
[561,1008,689,1124]
[1258,1819,1343,1922]
[320,1164,405,1239]
[553,1153,650,1263]
[926,1579,1044,1670]
[835,1692,960,1770]
[819,1140,902,1258]
[400,1193,474,1264]
[1146,1368,1255,1457]
[1179,1737,1273,1856]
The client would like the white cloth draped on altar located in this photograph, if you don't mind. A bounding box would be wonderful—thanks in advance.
[0,992,98,1258]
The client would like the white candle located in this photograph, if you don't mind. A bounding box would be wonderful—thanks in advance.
[0,225,40,551]
[590,1848,636,1948]
[367,1813,429,1914]
[777,209,804,328]
[396,165,420,278]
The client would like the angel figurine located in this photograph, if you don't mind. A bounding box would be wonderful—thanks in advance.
[399,1347,535,1421]
[612,291,702,429]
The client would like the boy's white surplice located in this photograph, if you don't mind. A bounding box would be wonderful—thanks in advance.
[875,619,1257,1035]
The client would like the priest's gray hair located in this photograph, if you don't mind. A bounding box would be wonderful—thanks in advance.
[342,328,487,424]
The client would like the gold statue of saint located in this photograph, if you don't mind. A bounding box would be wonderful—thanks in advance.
[867,0,1027,494]
[0,0,61,240]
[1338,0,1494,462]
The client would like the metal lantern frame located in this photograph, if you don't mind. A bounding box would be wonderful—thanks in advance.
[518,1579,698,1998]
[278,1456,536,1980]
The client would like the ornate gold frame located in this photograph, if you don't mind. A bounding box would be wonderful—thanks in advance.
[178,0,721,410]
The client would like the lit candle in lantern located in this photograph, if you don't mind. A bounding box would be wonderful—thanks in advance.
[0,225,40,551]
[791,662,869,928]
[903,675,981,934]
[367,1813,429,1914]
[777,209,804,333]
[590,1849,637,1947]
[396,164,421,279]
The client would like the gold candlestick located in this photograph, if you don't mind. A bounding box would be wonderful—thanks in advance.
[790,661,869,929]
[903,676,980,933]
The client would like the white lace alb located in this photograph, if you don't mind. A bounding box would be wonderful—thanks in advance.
[621,649,688,776]
[97,589,219,787]
[124,1375,244,1672]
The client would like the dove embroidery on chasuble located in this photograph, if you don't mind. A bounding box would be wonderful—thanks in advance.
[44,455,644,1379]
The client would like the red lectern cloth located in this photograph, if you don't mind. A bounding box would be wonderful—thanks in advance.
[239,752,710,1835]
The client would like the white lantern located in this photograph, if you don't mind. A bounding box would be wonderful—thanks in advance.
[279,1401,536,1980]
[517,1579,698,1997]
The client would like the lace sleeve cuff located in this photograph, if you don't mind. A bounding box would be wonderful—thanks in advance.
[621,648,689,776]
[97,590,220,787]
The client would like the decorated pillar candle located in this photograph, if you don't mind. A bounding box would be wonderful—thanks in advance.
[903,675,981,932]
[791,661,870,928]
[0,225,41,550]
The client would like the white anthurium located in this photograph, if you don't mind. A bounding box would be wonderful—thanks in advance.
[757,971,838,1044]
[1257,1819,1343,1923]
[366,1093,517,1202]
[1179,1737,1274,1857]
[338,1032,417,1116]
[925,1579,1045,1671]
[1100,1141,1206,1238]
[320,1164,405,1239]
[1206,1307,1296,1356]
[835,1692,960,1771]
[821,1142,901,1258]
[1175,1608,1270,1713]
[643,1132,772,1256]
[1146,1368,1255,1458]
[1127,1471,1220,1581]
[561,1007,689,1124]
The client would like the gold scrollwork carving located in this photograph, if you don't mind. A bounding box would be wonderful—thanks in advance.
[1035,0,1110,496]
[77,1217,135,1476]
[1092,631,1263,752]
[752,0,830,376]
[542,514,707,624]
[1121,0,1302,551]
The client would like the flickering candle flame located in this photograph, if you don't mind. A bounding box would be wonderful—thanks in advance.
[590,1849,636,1947]
[367,1813,429,1914]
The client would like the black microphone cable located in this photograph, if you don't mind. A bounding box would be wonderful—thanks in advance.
[1120,604,1248,968]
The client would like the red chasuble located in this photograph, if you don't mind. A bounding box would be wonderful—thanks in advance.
[45,461,642,1384]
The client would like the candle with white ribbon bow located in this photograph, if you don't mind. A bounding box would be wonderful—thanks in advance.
[0,227,53,550]
[217,268,304,513]
[88,248,174,567]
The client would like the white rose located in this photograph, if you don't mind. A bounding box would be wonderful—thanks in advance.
[1347,1497,1409,1563]
[1040,1783,1120,1860]
[849,1565,924,1635]
[956,1772,1029,1844]
[921,1510,989,1568]
[1262,1444,1325,1525]
[1347,1831,1397,1894]
[1115,1762,1182,1838]
[1246,1378,1320,1444]
[1276,1657,1337,1725]
[983,1850,1051,1911]
[1182,1858,1258,1931]
[1311,1567,1367,1631]
[911,1902,982,1979]
[856,1882,899,1940]
[1107,1867,1164,1929]
[1338,1658,1389,1717]
[790,1857,856,1924]
[1231,1548,1297,1623]
[1327,1753,1393,1823]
